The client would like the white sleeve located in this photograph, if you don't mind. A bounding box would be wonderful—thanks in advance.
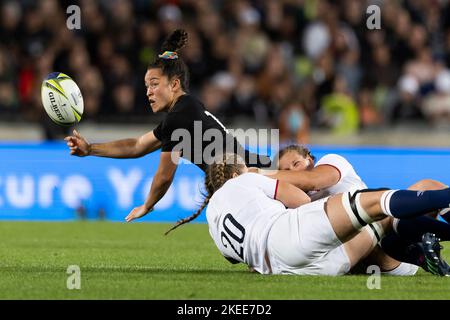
[315,154,353,183]
[236,172,279,199]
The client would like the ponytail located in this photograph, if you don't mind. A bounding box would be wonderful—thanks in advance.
[148,29,190,91]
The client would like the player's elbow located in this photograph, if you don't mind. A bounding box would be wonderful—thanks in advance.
[296,191,311,205]
[133,144,148,158]
[287,190,311,208]
[123,139,145,158]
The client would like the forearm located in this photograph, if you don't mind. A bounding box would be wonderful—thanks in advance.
[143,174,174,210]
[89,139,142,158]
[261,170,317,191]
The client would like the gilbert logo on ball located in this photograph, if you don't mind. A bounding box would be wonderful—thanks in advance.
[41,72,84,126]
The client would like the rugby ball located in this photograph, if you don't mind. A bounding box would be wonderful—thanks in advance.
[41,72,84,126]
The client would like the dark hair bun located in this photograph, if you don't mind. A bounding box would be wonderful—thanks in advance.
[162,29,188,52]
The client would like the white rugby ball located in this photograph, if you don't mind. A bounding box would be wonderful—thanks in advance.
[41,72,84,126]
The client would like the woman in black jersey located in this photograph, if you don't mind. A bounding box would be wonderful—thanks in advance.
[64,29,270,223]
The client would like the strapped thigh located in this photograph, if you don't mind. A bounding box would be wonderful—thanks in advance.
[341,188,389,230]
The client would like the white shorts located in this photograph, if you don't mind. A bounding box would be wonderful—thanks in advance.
[267,198,351,276]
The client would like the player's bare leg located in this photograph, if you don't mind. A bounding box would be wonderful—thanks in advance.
[359,179,448,275]
[324,189,450,275]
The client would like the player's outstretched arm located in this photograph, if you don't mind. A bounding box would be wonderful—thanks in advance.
[64,129,161,158]
[260,165,340,192]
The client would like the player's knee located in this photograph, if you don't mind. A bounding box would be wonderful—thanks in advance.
[409,179,448,191]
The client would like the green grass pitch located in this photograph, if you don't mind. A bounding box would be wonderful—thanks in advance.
[0,221,449,300]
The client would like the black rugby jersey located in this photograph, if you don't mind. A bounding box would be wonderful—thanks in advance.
[153,94,270,172]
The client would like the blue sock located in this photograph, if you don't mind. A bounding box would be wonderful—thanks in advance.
[396,216,450,242]
[388,189,450,218]
[380,233,424,267]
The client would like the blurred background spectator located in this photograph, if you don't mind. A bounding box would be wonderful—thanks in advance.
[2,0,450,143]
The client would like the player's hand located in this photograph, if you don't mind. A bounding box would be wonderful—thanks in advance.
[64,129,91,156]
[125,205,154,222]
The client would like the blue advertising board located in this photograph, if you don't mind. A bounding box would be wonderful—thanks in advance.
[1,143,450,222]
[0,142,205,222]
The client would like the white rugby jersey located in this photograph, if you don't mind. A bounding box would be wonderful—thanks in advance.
[308,154,367,201]
[206,172,287,274]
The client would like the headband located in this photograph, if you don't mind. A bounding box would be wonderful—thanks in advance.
[158,51,178,59]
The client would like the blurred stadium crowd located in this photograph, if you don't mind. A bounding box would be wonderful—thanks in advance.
[2,0,450,142]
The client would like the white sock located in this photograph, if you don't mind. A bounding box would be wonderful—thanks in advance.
[382,262,419,276]
[380,190,397,217]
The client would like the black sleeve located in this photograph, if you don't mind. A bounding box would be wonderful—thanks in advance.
[153,122,163,141]
[157,113,188,152]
